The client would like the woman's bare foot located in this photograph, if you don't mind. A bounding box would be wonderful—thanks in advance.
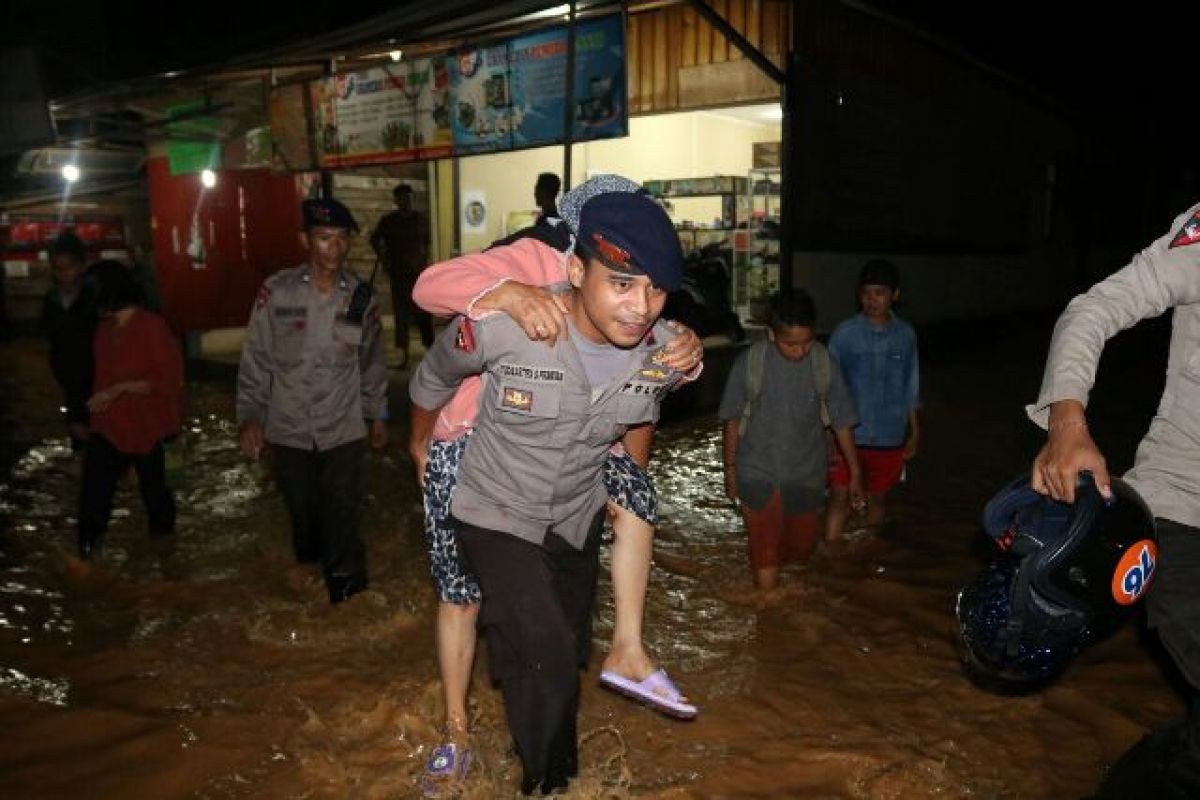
[601,642,657,683]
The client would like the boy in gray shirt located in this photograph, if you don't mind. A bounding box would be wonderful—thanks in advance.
[719,289,864,590]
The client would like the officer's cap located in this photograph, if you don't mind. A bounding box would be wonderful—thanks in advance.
[575,192,683,292]
[301,198,359,233]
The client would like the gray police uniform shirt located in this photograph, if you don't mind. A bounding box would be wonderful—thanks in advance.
[1027,202,1200,529]
[410,313,682,549]
[236,265,388,451]
[718,343,857,514]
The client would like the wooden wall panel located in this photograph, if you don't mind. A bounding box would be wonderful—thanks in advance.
[746,0,761,51]
[696,8,712,65]
[680,7,697,68]
[627,0,791,114]
[711,0,728,63]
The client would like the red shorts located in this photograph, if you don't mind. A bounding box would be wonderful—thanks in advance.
[742,490,820,570]
[829,446,906,495]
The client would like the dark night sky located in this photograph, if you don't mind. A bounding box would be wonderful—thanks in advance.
[5,0,1190,121]
[3,0,403,89]
[868,1,1191,131]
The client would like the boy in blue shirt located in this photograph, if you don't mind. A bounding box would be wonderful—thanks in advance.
[826,259,921,542]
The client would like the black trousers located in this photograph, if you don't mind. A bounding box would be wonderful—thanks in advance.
[1095,518,1200,798]
[386,270,434,351]
[78,434,175,556]
[1147,518,1200,690]
[456,514,602,796]
[273,439,367,601]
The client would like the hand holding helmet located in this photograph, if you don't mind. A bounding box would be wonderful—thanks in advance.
[956,471,1157,693]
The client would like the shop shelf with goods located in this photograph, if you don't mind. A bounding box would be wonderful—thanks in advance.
[732,168,781,323]
[644,175,748,260]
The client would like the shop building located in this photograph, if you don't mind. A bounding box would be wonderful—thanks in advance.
[2,0,1084,339]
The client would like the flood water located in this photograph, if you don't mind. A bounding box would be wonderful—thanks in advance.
[0,313,1185,799]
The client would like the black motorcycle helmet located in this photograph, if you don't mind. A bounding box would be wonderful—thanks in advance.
[956,472,1157,694]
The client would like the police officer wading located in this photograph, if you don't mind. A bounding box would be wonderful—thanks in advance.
[1028,201,1200,798]
[237,198,388,603]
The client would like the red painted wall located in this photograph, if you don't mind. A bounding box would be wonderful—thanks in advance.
[148,158,306,331]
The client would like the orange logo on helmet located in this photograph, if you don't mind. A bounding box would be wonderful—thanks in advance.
[592,233,631,269]
[1111,540,1157,606]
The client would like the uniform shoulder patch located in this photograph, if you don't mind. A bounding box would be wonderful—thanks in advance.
[1169,209,1200,249]
[255,283,272,310]
[455,318,476,353]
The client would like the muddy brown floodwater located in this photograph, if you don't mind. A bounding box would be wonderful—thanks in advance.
[0,314,1185,799]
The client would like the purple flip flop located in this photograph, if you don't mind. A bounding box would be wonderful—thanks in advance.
[599,668,698,719]
[420,742,472,798]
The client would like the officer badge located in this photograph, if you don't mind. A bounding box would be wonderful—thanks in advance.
[1169,209,1200,249]
[501,387,533,411]
[639,367,670,381]
[455,319,476,353]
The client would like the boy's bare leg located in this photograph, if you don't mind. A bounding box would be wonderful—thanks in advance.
[865,492,887,533]
[825,487,851,541]
[754,566,780,591]
[436,600,479,739]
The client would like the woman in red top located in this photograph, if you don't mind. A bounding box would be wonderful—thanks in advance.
[77,260,184,560]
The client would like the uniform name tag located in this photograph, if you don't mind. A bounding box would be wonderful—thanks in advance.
[499,364,565,382]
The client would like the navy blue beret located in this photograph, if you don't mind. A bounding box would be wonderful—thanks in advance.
[301,198,359,232]
[575,192,683,292]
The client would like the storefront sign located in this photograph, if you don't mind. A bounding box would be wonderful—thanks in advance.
[305,14,627,169]
[452,15,627,153]
[315,55,455,168]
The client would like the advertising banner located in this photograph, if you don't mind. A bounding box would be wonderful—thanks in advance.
[451,14,626,153]
[316,55,454,168]
[294,14,627,169]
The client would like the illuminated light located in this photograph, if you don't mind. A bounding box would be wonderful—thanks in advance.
[200,169,217,188]
[389,50,402,62]
[61,164,80,183]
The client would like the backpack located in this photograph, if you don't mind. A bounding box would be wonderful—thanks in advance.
[738,339,833,437]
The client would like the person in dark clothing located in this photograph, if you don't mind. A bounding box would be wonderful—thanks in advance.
[42,232,98,450]
[489,173,567,252]
[534,172,561,223]
[77,260,183,560]
[370,184,432,367]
